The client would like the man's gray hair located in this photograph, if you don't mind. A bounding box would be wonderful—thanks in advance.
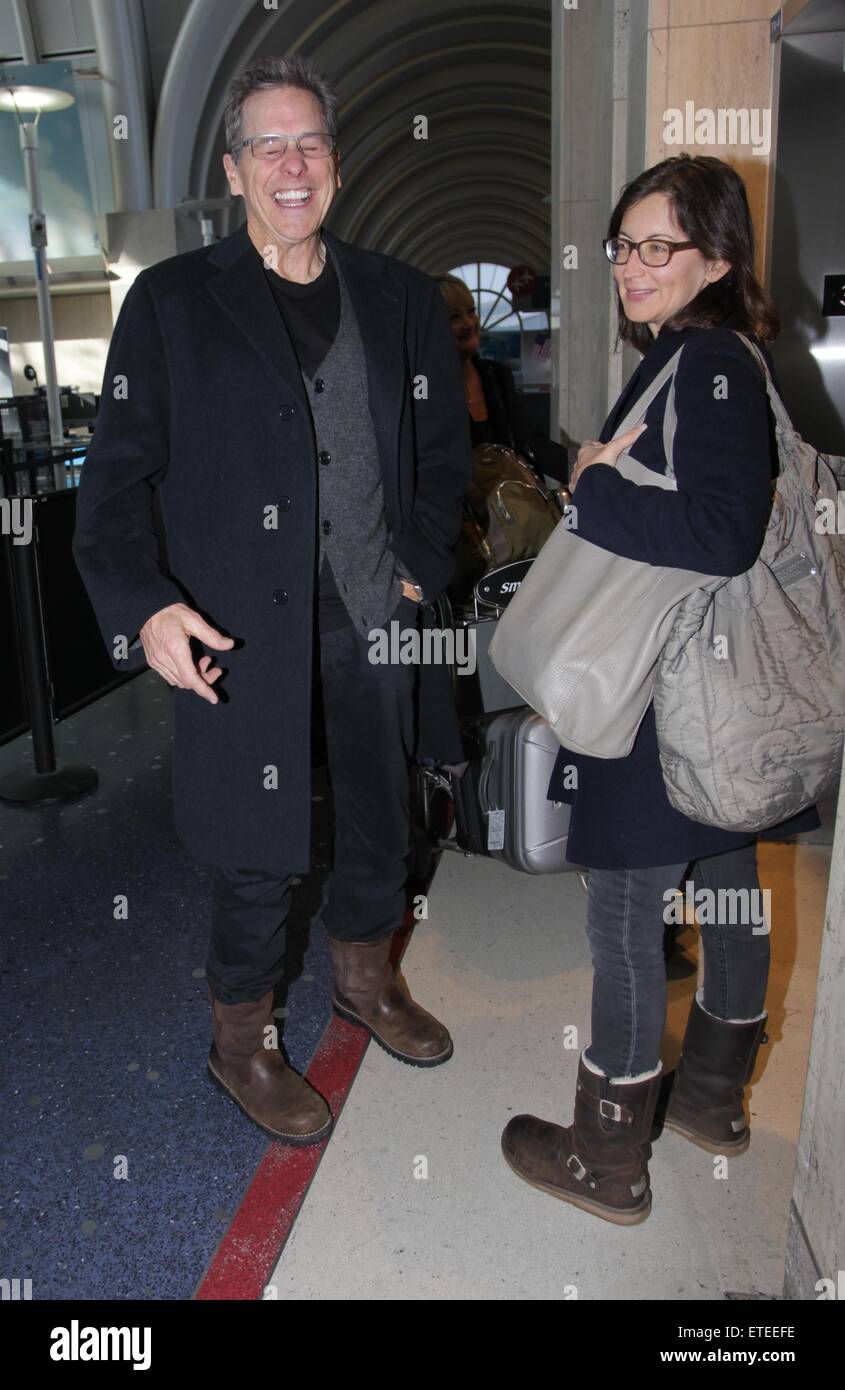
[224,54,338,158]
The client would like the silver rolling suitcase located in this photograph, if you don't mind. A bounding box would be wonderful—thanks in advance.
[452,708,578,874]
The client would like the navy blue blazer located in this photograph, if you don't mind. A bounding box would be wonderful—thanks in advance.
[547,324,819,869]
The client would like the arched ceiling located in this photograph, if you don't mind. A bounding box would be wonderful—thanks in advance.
[153,0,553,274]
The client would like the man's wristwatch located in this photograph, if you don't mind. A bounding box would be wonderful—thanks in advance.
[400,579,424,603]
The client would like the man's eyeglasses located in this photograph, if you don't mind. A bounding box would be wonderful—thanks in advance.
[230,131,336,161]
[603,237,697,267]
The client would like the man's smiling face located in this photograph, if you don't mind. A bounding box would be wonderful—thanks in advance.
[223,85,341,253]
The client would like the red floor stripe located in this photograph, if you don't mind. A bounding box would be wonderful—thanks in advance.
[193,915,416,1300]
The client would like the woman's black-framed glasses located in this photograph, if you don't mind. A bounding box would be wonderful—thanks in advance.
[230,132,336,160]
[603,237,697,267]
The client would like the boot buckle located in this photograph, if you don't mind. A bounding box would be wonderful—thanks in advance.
[566,1153,597,1189]
[599,1098,624,1123]
[566,1152,587,1180]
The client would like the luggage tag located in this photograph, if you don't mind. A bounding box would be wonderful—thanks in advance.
[487,808,506,851]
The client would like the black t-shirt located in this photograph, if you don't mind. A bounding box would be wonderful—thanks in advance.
[262,250,349,629]
[263,250,340,380]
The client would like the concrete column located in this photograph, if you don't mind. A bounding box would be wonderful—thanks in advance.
[90,0,153,213]
[555,0,646,448]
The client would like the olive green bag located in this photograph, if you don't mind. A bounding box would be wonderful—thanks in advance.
[451,443,561,602]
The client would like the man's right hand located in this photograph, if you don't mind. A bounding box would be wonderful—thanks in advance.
[139,603,235,705]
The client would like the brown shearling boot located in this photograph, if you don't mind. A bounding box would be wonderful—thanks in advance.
[328,935,453,1067]
[658,993,768,1154]
[501,1052,662,1226]
[207,987,332,1145]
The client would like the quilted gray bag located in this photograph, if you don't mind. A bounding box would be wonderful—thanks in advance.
[654,333,845,832]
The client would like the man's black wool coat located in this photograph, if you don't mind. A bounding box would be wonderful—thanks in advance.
[72,222,472,873]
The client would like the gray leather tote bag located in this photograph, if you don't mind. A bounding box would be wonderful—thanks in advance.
[489,348,725,759]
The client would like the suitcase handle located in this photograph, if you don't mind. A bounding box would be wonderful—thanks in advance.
[478,742,496,813]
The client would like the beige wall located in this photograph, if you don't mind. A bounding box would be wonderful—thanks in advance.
[2,292,112,396]
[1,209,204,400]
[643,0,778,281]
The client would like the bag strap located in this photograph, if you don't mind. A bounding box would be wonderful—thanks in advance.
[661,330,794,479]
[732,331,795,438]
[611,347,686,446]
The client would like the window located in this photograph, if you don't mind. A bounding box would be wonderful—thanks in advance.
[447,261,549,334]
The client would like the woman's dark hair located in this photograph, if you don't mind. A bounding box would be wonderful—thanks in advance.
[607,154,779,351]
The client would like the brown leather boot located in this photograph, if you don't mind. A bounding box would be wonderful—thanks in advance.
[501,1053,662,1226]
[207,987,332,1145]
[328,935,453,1067]
[657,994,768,1154]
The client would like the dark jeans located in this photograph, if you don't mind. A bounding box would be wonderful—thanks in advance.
[206,598,417,1003]
[585,842,770,1077]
